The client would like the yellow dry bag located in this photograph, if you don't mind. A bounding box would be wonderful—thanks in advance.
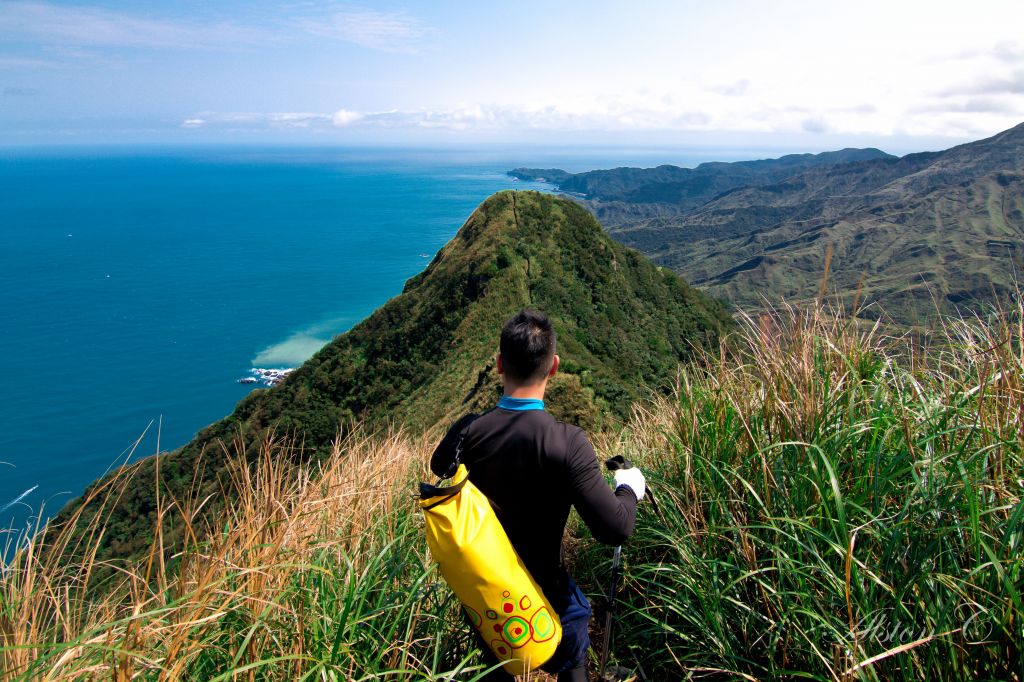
[419,463,562,675]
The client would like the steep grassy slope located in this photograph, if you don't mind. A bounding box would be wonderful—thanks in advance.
[50,190,730,567]
[8,305,1022,681]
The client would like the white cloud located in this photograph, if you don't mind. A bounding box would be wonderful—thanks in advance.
[939,70,1024,98]
[266,112,332,128]
[914,96,1024,116]
[331,109,363,126]
[296,9,430,53]
[0,2,434,55]
[993,42,1024,64]
[187,101,749,134]
[179,111,340,130]
[0,1,269,50]
[802,117,828,134]
[182,92,1023,141]
[898,42,1024,134]
[709,79,750,97]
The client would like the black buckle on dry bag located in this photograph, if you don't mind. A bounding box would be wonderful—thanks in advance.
[419,477,469,511]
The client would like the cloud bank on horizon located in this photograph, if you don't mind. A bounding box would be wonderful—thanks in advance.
[1,0,1022,147]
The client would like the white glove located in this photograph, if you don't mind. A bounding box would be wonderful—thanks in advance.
[613,467,646,501]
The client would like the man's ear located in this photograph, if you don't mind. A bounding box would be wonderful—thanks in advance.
[548,354,560,377]
[496,353,504,375]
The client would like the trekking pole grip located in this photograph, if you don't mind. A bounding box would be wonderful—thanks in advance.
[605,455,633,471]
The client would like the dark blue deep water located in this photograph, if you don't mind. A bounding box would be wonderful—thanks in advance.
[0,144,719,542]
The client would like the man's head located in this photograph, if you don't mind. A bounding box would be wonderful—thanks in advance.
[498,309,558,387]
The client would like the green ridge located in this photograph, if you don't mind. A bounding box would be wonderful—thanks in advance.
[52,190,730,567]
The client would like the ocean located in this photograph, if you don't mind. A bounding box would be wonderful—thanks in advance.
[0,144,726,542]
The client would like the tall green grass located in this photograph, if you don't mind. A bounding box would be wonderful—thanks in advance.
[584,304,1023,680]
[3,303,1022,680]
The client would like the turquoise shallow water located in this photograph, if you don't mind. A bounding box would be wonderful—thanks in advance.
[0,144,721,540]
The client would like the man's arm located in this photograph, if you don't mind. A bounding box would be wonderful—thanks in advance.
[429,413,478,478]
[565,431,637,546]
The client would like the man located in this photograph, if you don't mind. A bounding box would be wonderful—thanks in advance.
[431,309,646,681]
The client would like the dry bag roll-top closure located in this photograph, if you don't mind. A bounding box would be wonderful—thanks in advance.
[419,457,562,675]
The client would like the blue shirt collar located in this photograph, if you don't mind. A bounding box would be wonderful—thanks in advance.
[497,395,545,411]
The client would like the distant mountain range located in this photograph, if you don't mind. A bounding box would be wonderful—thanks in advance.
[511,122,1024,323]
[55,191,729,567]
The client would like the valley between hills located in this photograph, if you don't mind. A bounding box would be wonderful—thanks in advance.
[512,121,1024,325]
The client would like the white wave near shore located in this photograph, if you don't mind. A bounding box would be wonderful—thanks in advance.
[241,368,294,387]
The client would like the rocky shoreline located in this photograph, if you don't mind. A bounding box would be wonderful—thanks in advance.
[238,367,294,387]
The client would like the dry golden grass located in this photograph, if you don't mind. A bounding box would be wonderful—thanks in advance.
[1,427,481,680]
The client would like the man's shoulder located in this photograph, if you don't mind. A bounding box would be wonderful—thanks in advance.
[446,412,480,436]
[544,413,588,443]
[431,412,481,477]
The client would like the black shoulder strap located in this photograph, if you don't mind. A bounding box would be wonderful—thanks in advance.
[441,413,479,480]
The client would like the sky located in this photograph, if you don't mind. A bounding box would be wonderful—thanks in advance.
[1,0,1023,152]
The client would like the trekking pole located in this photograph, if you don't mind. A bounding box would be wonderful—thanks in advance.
[599,455,632,680]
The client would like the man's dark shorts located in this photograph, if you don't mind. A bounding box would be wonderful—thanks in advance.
[541,576,592,673]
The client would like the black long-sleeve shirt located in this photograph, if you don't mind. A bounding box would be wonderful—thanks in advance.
[430,407,637,596]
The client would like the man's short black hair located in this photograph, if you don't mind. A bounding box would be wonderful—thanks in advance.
[500,309,556,383]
